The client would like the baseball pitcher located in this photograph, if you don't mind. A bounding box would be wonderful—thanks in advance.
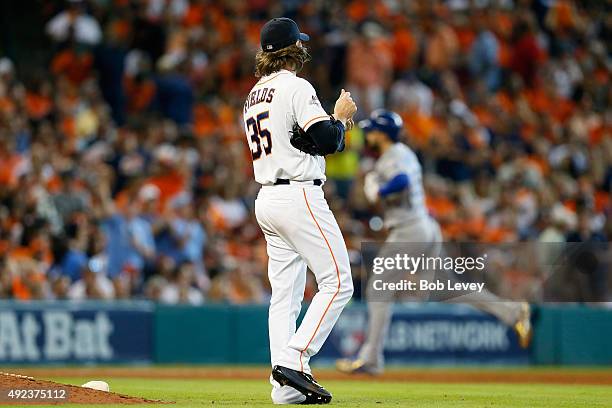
[244,18,356,404]
[336,110,532,375]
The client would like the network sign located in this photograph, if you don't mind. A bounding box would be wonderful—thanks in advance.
[317,304,529,365]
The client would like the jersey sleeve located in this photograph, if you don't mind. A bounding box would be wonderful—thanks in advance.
[379,160,401,181]
[379,173,410,197]
[292,79,329,131]
[378,151,411,181]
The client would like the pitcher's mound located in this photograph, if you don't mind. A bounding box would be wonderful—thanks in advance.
[0,372,166,404]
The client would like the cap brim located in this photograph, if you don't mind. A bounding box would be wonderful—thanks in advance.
[299,33,310,42]
[359,119,374,131]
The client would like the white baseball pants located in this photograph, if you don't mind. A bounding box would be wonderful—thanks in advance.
[255,183,353,376]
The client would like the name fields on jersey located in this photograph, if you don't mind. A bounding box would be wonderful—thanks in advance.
[244,87,276,113]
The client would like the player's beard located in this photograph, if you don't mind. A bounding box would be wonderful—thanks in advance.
[365,135,380,153]
[365,137,382,156]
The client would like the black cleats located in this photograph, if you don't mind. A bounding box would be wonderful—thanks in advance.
[272,365,332,404]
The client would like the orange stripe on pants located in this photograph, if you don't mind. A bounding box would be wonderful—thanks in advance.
[299,188,341,371]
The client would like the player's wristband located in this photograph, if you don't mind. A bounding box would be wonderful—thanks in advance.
[330,114,346,129]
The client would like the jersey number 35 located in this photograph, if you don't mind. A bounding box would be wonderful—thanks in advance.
[246,111,272,160]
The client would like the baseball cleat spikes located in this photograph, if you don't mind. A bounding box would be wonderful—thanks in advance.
[272,365,332,404]
[335,358,381,375]
[514,302,532,349]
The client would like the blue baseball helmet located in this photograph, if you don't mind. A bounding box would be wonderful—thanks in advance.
[359,109,403,141]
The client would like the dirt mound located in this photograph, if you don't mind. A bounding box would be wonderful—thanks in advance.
[0,372,164,404]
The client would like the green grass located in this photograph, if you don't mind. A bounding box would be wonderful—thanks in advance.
[37,377,612,407]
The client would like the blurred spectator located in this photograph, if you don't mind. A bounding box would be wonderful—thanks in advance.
[157,261,204,305]
[422,12,459,76]
[468,9,501,91]
[154,57,194,125]
[346,22,393,115]
[566,210,607,242]
[208,259,265,305]
[156,192,203,264]
[46,0,102,46]
[67,260,114,300]
[94,21,128,125]
[509,14,543,87]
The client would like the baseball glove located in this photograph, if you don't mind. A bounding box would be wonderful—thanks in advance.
[290,118,351,156]
[290,123,323,156]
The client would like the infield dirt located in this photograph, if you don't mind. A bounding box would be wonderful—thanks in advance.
[12,366,612,386]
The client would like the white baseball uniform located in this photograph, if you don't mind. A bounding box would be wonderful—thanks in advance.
[358,142,521,371]
[360,143,441,370]
[366,143,429,228]
[243,69,353,401]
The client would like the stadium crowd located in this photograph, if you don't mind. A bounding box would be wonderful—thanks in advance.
[0,0,609,303]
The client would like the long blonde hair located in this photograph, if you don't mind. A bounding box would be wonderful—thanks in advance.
[254,44,311,78]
